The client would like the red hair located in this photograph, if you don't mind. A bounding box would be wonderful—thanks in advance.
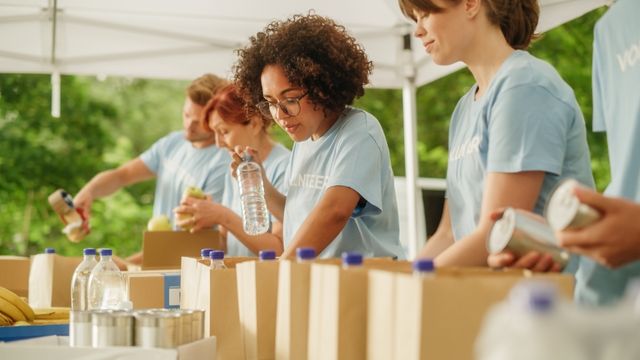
[202,84,250,132]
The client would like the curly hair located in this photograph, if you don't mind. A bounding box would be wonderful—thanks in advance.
[233,14,373,116]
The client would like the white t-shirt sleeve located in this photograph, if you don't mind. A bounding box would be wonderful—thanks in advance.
[592,33,607,133]
[325,131,383,215]
[487,85,574,176]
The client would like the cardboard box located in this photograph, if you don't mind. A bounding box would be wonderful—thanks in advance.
[236,260,279,360]
[0,256,30,297]
[28,254,82,308]
[126,270,181,309]
[142,230,223,270]
[367,267,575,360]
[180,256,254,360]
[0,335,216,360]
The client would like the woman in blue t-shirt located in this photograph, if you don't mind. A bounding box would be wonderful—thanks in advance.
[230,14,404,259]
[174,84,290,255]
[398,0,594,267]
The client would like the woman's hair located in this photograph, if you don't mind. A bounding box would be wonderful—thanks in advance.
[186,73,229,106]
[202,84,272,132]
[233,13,373,116]
[398,0,539,50]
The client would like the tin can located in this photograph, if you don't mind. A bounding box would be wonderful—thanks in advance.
[134,310,181,348]
[70,310,92,347]
[189,309,205,342]
[487,208,570,267]
[47,189,89,242]
[545,179,601,231]
[92,310,134,347]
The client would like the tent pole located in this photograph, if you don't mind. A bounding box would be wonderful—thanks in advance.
[401,34,421,260]
[50,0,60,118]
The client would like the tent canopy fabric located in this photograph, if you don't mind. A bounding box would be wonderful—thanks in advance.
[0,0,607,87]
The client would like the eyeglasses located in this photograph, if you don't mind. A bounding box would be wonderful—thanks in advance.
[256,92,308,119]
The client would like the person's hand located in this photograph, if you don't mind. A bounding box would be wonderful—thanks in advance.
[488,251,563,272]
[486,208,562,272]
[557,187,640,269]
[229,145,266,180]
[73,189,93,222]
[174,195,224,232]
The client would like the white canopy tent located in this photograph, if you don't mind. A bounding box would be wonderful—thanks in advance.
[0,0,608,258]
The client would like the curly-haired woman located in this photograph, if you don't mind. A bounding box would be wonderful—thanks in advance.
[232,14,404,259]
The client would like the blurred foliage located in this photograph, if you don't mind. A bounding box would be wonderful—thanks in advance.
[0,8,611,256]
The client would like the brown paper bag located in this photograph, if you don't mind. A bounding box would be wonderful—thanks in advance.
[142,230,223,270]
[367,267,574,360]
[181,256,254,360]
[236,260,280,360]
[28,253,82,308]
[0,256,30,297]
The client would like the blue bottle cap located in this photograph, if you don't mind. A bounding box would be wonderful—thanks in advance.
[296,247,316,261]
[259,250,276,261]
[100,248,112,256]
[83,248,96,256]
[210,250,225,260]
[200,248,213,258]
[413,258,435,273]
[342,252,363,267]
[44,247,56,254]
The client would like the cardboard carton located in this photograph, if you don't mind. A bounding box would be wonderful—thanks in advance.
[0,256,30,297]
[28,254,82,308]
[125,270,181,309]
[142,230,223,270]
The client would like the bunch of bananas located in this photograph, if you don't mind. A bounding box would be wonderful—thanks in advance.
[0,286,35,326]
[0,286,70,326]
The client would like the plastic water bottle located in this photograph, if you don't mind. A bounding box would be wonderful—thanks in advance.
[259,250,276,261]
[236,153,270,235]
[87,248,127,310]
[296,247,316,263]
[342,252,363,269]
[413,258,435,278]
[70,248,98,311]
[476,280,586,360]
[209,250,227,270]
[200,248,213,260]
[44,247,56,254]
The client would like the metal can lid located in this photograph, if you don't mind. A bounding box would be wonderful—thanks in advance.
[486,208,516,254]
[134,311,180,327]
[545,179,580,231]
[92,310,134,326]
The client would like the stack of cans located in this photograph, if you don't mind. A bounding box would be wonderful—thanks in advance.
[69,308,205,349]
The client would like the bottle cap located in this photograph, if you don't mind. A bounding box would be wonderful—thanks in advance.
[342,252,363,267]
[259,250,276,261]
[210,250,225,260]
[100,248,113,256]
[83,248,96,256]
[509,280,557,313]
[413,258,435,273]
[242,150,253,162]
[200,248,213,258]
[44,247,56,254]
[296,247,316,261]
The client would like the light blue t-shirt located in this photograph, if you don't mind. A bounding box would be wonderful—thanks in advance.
[140,131,229,227]
[282,107,404,259]
[575,0,640,306]
[224,143,290,256]
[447,50,595,241]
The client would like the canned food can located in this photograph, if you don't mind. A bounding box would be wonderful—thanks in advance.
[70,310,92,347]
[175,309,193,345]
[92,310,134,347]
[189,309,205,342]
[487,208,570,267]
[134,310,181,348]
[545,179,601,231]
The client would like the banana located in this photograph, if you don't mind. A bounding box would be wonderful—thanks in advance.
[0,286,35,321]
[34,307,70,320]
[0,311,13,326]
[0,297,27,322]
